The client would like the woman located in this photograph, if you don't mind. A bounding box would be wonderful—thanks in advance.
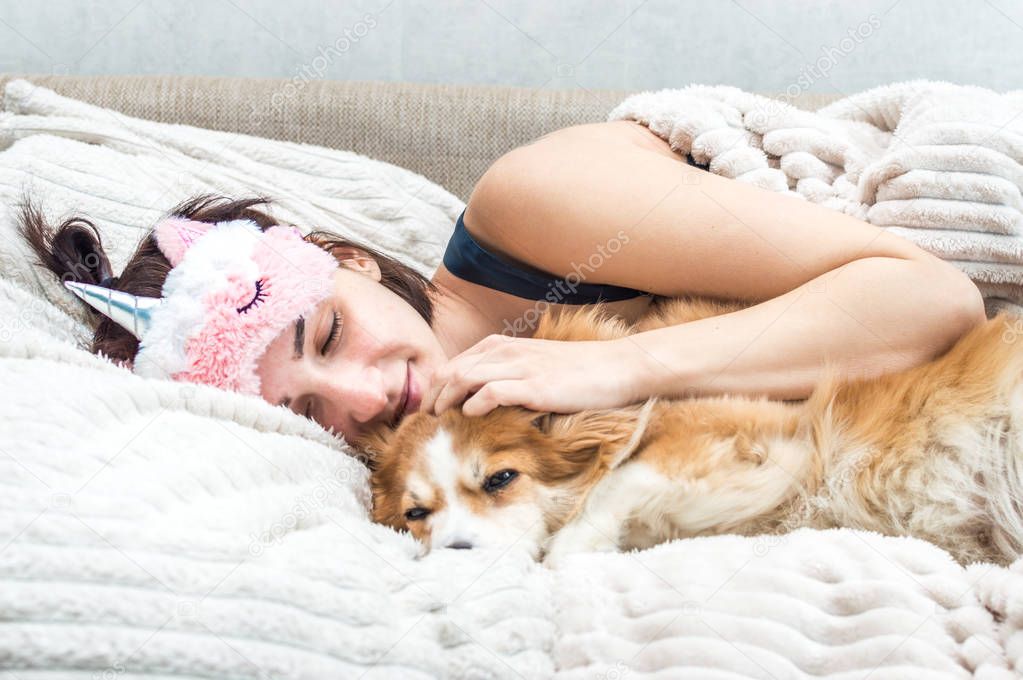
[23,119,986,447]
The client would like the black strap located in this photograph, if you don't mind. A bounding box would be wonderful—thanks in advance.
[442,209,650,304]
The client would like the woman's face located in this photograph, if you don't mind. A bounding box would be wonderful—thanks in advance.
[255,252,447,444]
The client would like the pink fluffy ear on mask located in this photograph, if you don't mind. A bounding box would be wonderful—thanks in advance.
[153,217,215,266]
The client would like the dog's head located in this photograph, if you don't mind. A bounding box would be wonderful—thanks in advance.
[357,401,655,558]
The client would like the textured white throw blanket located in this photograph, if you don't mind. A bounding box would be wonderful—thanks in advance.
[2,79,1023,678]
[608,80,1023,318]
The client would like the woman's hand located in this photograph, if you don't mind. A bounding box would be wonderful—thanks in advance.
[422,334,652,417]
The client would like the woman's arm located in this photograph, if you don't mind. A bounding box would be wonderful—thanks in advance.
[619,256,983,401]
[465,122,986,402]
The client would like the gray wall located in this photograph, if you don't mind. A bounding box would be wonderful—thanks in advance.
[1,0,1020,92]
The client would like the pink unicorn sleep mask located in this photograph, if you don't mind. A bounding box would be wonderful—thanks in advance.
[64,216,339,396]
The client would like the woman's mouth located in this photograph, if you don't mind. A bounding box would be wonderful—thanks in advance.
[392,362,422,426]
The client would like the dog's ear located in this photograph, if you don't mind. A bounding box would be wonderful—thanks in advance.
[539,399,658,478]
[358,427,406,527]
[530,412,556,434]
[352,425,397,473]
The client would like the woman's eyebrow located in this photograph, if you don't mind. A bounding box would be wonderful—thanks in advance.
[293,316,305,360]
[275,317,308,408]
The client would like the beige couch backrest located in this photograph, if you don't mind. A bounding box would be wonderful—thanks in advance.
[0,74,842,201]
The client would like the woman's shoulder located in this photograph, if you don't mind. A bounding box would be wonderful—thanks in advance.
[466,122,654,246]
[472,120,681,199]
[462,119,691,280]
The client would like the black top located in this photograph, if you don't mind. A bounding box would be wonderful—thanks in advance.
[441,209,651,304]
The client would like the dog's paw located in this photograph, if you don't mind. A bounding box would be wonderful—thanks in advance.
[541,547,573,570]
[542,525,619,569]
[542,541,591,570]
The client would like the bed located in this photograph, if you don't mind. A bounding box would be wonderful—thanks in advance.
[1,75,1021,679]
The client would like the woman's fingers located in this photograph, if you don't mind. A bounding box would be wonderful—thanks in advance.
[460,379,534,416]
[421,337,642,418]
[422,335,524,414]
[425,353,518,415]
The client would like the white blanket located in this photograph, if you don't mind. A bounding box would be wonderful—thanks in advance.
[608,79,1023,318]
[2,79,1023,678]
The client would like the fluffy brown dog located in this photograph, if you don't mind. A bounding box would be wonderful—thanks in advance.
[358,297,1023,566]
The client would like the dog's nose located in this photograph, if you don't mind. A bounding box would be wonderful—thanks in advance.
[446,540,473,550]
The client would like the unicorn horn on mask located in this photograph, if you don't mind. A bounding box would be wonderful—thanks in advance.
[63,280,163,340]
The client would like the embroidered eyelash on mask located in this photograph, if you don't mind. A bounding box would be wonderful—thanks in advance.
[237,277,268,314]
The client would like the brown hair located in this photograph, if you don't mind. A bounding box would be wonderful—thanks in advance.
[18,194,438,368]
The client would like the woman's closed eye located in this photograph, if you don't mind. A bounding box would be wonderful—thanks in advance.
[300,311,345,420]
[322,310,343,355]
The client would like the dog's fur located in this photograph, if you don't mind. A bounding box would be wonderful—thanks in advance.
[358,296,1023,566]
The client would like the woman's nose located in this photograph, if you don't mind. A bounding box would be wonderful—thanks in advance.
[315,363,389,425]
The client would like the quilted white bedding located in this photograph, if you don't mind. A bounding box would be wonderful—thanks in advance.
[609,80,1023,318]
[2,79,1023,679]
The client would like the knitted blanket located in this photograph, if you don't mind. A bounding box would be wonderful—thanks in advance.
[608,80,1023,317]
[1,79,1022,678]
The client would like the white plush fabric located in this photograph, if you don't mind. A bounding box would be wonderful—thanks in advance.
[2,79,1023,678]
[0,78,464,329]
[608,79,1023,318]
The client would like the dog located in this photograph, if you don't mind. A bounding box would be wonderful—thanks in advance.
[356,296,1023,566]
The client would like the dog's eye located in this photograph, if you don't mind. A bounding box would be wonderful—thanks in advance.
[483,469,518,493]
[404,507,431,521]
